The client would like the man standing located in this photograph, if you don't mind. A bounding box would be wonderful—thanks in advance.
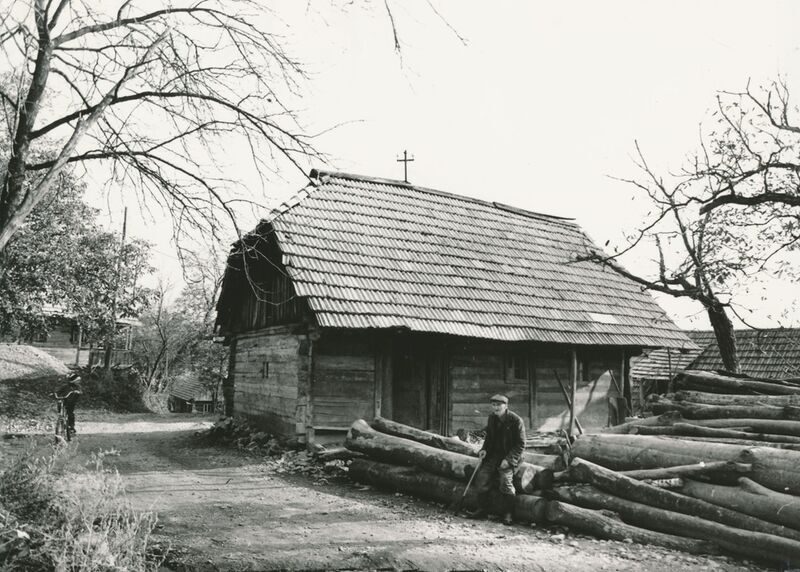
[467,394,526,525]
[55,372,82,436]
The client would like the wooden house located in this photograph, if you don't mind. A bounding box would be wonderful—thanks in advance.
[215,170,692,442]
[630,328,800,412]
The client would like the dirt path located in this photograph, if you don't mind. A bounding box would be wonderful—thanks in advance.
[1,414,773,572]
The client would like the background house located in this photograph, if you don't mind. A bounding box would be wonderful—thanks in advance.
[630,328,800,412]
[215,170,692,442]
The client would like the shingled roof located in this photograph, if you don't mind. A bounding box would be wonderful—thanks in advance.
[631,328,800,381]
[256,170,690,347]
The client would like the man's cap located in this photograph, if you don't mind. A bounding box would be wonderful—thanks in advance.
[489,394,508,404]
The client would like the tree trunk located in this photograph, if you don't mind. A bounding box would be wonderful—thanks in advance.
[370,416,478,456]
[632,422,800,444]
[678,417,800,437]
[348,458,547,524]
[571,434,800,494]
[705,300,739,373]
[672,390,800,407]
[544,500,717,555]
[679,479,800,531]
[618,461,751,481]
[521,451,565,471]
[648,400,795,420]
[568,458,800,540]
[346,419,547,493]
[551,484,800,563]
[603,412,683,434]
[674,370,800,395]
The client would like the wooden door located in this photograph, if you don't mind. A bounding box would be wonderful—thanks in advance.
[391,336,448,431]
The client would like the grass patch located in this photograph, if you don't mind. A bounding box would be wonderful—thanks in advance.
[0,441,164,571]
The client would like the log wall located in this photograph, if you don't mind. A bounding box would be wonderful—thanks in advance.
[231,325,308,434]
[312,330,375,429]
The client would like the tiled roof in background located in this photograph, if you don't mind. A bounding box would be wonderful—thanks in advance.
[631,329,800,381]
[170,377,215,402]
[264,170,692,348]
[691,328,800,379]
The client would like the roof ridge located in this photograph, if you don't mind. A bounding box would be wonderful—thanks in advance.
[310,168,575,223]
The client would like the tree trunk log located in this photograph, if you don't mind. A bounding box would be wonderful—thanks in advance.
[545,500,717,554]
[619,461,751,481]
[632,422,800,444]
[648,400,797,420]
[738,476,800,500]
[568,458,800,540]
[348,458,547,523]
[370,416,479,456]
[654,435,800,450]
[603,412,682,433]
[346,419,546,493]
[674,370,800,396]
[521,451,565,471]
[551,484,800,564]
[571,434,800,494]
[672,390,800,407]
[678,479,800,532]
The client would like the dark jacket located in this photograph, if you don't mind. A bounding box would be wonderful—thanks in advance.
[480,409,526,467]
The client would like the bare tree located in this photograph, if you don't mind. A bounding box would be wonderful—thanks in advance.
[0,1,458,255]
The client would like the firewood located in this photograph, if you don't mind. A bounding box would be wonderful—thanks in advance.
[679,479,800,531]
[544,500,717,555]
[571,434,800,494]
[568,458,800,540]
[551,484,800,564]
[348,458,547,523]
[370,417,479,456]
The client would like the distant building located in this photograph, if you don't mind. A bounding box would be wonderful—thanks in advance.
[215,170,692,442]
[630,328,800,411]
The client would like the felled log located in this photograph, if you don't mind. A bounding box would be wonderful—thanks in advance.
[348,458,547,524]
[679,479,800,532]
[619,461,751,481]
[551,484,800,564]
[346,420,548,493]
[672,390,800,407]
[370,417,479,456]
[521,451,565,471]
[674,370,800,396]
[648,400,799,420]
[311,446,364,462]
[544,500,717,555]
[688,417,800,437]
[571,434,800,494]
[738,476,800,499]
[657,435,800,451]
[632,422,800,444]
[568,458,800,540]
[603,412,682,434]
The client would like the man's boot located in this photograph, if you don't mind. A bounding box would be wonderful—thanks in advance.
[466,493,489,519]
[501,494,515,525]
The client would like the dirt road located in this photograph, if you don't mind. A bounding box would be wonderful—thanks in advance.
[2,414,772,571]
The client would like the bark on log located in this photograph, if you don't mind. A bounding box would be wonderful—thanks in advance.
[521,451,565,471]
[649,400,797,420]
[619,461,752,481]
[674,370,800,396]
[571,434,800,494]
[551,484,800,564]
[602,412,683,434]
[370,417,479,456]
[348,458,547,524]
[312,447,364,462]
[568,458,800,541]
[544,500,717,555]
[687,418,800,437]
[656,435,800,450]
[678,479,800,532]
[738,476,800,500]
[672,390,800,407]
[346,420,547,493]
[632,423,800,444]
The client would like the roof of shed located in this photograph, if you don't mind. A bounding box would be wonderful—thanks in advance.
[170,377,214,402]
[630,328,800,381]
[259,170,691,347]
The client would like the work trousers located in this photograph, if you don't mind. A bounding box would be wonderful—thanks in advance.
[473,457,515,496]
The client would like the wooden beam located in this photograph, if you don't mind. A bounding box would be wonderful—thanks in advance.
[569,349,578,438]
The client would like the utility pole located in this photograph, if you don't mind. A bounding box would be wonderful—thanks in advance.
[104,207,127,370]
[396,150,414,183]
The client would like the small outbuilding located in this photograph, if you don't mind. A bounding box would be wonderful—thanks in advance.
[215,170,691,442]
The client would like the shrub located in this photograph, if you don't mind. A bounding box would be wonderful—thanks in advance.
[0,442,163,571]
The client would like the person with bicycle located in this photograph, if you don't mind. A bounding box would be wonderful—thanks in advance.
[55,372,82,437]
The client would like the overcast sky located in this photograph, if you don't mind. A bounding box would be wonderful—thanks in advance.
[106,1,800,330]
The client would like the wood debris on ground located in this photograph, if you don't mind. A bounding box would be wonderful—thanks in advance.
[342,370,800,567]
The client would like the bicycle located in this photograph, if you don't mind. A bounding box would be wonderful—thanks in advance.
[53,390,79,444]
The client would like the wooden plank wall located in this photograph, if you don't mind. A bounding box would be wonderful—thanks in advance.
[449,340,531,433]
[531,351,571,432]
[312,330,375,429]
[232,326,307,434]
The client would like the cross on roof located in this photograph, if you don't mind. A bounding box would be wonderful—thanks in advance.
[396,150,414,183]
